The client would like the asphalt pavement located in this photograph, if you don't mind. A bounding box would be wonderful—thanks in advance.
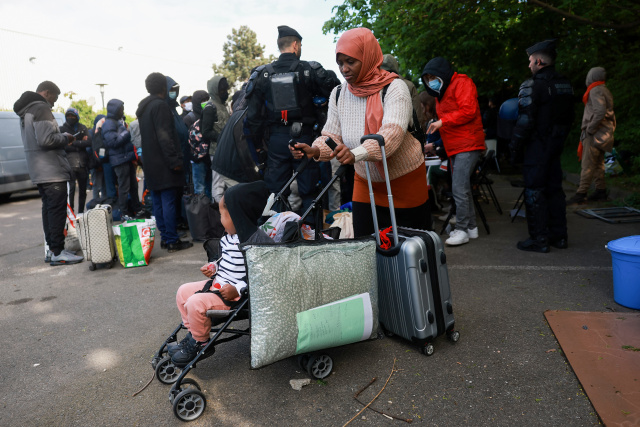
[0,172,637,426]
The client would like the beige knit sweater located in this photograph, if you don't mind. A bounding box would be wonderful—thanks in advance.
[312,78,424,182]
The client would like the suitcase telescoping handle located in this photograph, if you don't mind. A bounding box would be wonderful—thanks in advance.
[360,134,399,247]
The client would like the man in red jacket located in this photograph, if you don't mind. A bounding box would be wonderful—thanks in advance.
[422,57,486,246]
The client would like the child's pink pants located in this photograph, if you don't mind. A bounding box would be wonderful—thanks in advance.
[176,280,233,342]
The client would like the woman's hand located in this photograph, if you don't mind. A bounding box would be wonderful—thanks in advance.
[289,143,320,160]
[219,284,239,300]
[334,143,355,165]
[427,119,443,135]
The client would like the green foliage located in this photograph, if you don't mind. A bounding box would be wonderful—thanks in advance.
[212,26,277,87]
[324,0,640,172]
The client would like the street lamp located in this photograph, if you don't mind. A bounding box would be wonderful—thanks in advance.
[95,83,108,110]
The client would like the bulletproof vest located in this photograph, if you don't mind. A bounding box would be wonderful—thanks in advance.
[264,60,314,125]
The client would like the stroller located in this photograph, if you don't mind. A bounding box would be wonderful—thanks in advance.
[151,146,378,422]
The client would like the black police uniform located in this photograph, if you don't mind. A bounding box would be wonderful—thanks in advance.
[245,26,338,212]
[511,40,574,251]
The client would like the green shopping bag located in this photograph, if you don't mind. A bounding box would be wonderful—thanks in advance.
[113,219,155,268]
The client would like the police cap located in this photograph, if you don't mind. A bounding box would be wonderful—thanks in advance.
[526,39,557,60]
[277,25,302,41]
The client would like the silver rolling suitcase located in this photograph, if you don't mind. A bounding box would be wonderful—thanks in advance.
[76,204,116,271]
[363,134,459,356]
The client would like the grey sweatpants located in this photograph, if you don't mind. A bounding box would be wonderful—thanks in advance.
[451,150,482,231]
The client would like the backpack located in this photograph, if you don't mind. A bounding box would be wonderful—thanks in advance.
[91,128,109,163]
[188,119,209,162]
[335,83,426,149]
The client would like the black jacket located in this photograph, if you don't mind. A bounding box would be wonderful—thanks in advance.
[245,53,339,140]
[511,66,574,163]
[136,95,185,191]
[60,108,91,168]
[211,108,262,183]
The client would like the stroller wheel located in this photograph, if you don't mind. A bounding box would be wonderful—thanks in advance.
[155,356,182,385]
[151,356,162,370]
[306,354,333,380]
[173,389,207,421]
[169,378,201,404]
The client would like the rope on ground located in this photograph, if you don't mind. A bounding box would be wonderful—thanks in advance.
[132,371,155,397]
[343,358,400,427]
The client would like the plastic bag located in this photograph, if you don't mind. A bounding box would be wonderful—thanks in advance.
[113,219,155,267]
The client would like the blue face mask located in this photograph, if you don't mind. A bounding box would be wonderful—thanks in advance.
[428,78,442,92]
[169,91,178,100]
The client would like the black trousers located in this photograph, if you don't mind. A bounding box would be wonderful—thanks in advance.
[352,200,432,238]
[38,182,68,255]
[113,162,142,215]
[522,154,567,240]
[68,166,88,213]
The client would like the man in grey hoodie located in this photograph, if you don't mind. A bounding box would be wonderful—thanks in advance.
[202,75,230,202]
[13,81,83,265]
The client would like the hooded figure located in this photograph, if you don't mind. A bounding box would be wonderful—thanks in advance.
[421,57,455,101]
[183,90,210,129]
[60,107,91,213]
[203,75,231,156]
[165,76,190,169]
[571,66,616,202]
[13,90,71,185]
[60,107,90,169]
[224,180,271,244]
[102,99,134,166]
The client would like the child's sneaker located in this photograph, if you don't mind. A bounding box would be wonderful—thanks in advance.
[468,227,479,239]
[445,229,469,246]
[167,332,192,357]
[171,336,208,367]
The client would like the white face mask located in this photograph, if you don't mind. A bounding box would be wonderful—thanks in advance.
[184,102,192,111]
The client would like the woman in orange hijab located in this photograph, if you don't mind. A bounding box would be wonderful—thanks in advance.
[292,27,430,237]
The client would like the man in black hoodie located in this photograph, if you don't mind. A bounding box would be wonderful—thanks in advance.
[137,72,193,253]
[13,81,83,265]
[60,107,91,214]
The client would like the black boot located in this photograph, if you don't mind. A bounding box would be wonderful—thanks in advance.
[549,236,568,249]
[517,237,550,253]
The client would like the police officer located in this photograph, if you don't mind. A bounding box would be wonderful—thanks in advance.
[510,39,575,253]
[246,25,339,212]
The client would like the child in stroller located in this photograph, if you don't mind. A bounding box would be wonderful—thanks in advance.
[168,181,272,367]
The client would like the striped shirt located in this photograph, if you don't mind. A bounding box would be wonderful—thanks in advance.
[215,234,248,295]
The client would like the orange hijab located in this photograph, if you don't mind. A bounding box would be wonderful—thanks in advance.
[336,28,397,135]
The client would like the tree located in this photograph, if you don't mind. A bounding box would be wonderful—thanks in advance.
[323,0,640,171]
[212,26,277,87]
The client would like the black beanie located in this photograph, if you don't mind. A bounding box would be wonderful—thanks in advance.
[224,181,270,243]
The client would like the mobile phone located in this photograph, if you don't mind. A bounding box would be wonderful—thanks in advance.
[73,131,83,138]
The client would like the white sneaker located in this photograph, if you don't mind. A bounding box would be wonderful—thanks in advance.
[468,227,479,239]
[445,229,469,246]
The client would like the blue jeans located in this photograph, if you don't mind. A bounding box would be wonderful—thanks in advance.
[192,161,212,200]
[152,187,180,244]
[103,162,117,199]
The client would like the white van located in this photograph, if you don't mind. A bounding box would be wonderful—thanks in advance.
[0,111,65,201]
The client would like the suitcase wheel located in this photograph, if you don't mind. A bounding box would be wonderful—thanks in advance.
[447,330,460,343]
[89,262,96,271]
[421,343,435,357]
